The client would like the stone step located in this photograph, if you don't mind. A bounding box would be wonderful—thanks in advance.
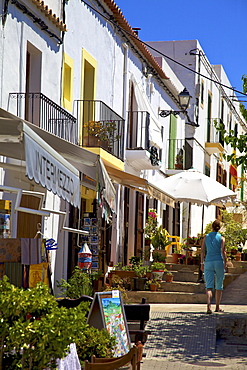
[172,269,199,283]
[228,266,247,274]
[127,290,206,304]
[165,263,199,272]
[224,273,241,288]
[160,281,205,293]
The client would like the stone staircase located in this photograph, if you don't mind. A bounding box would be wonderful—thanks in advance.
[127,260,247,304]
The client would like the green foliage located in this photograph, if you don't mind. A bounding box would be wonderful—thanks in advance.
[146,278,161,288]
[88,120,121,145]
[112,262,133,271]
[220,211,247,251]
[132,263,150,277]
[129,256,141,265]
[75,327,115,364]
[56,266,100,298]
[240,75,247,122]
[204,221,213,235]
[204,212,247,252]
[214,75,247,169]
[0,277,85,369]
[152,251,166,262]
[0,276,116,369]
[103,285,129,302]
[150,262,167,271]
[151,226,171,250]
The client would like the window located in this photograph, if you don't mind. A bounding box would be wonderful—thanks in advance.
[63,63,71,101]
[62,53,74,112]
[207,92,212,142]
[200,80,204,107]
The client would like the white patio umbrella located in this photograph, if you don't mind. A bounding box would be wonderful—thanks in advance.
[156,169,237,261]
[156,168,237,207]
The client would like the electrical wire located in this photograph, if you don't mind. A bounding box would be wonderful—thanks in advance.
[82,0,247,98]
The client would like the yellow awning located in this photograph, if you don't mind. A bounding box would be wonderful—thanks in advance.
[105,166,175,207]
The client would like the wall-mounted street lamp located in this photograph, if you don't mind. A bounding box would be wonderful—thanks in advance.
[159,88,192,118]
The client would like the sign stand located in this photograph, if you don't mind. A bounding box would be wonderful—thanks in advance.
[87,290,131,357]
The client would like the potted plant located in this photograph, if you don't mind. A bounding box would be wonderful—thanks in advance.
[150,262,167,280]
[132,263,150,291]
[86,120,121,149]
[174,153,183,169]
[171,247,182,264]
[147,278,161,291]
[109,262,136,281]
[144,209,158,260]
[165,271,174,283]
[151,225,171,262]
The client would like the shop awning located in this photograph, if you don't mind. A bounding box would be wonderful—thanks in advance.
[0,109,81,208]
[0,108,115,210]
[105,166,175,207]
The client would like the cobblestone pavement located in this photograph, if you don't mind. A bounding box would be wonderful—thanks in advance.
[139,272,247,369]
[141,310,247,369]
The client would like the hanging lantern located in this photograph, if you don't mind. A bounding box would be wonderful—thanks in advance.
[78,243,92,270]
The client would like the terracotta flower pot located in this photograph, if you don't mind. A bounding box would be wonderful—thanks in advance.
[235,252,242,261]
[166,274,173,282]
[149,284,157,291]
[172,253,181,264]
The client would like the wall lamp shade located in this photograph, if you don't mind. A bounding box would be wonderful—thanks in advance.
[178,88,192,110]
[159,88,192,118]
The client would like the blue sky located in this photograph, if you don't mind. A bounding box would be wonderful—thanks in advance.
[115,0,247,101]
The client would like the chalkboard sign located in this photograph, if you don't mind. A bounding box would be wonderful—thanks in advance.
[87,290,131,357]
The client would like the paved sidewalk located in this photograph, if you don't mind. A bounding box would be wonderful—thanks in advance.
[140,271,247,369]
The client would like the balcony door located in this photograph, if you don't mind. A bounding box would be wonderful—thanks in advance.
[25,42,42,125]
[81,49,97,146]
[134,192,144,258]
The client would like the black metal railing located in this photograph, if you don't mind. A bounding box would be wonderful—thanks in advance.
[206,118,224,147]
[126,111,150,150]
[167,139,193,170]
[9,93,78,144]
[74,100,124,160]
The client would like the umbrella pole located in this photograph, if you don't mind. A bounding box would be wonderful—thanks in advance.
[201,205,204,235]
[186,202,191,265]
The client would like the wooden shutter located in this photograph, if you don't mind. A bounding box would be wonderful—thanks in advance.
[17,195,41,238]
[123,187,130,265]
[134,192,144,257]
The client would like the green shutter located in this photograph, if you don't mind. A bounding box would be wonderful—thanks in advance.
[168,114,177,169]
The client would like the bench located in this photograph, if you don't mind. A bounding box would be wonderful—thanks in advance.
[84,344,141,370]
[124,297,151,345]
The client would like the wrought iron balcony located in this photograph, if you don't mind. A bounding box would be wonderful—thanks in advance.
[74,100,124,161]
[205,118,224,154]
[125,111,161,170]
[166,139,193,171]
[9,93,78,144]
[126,111,150,150]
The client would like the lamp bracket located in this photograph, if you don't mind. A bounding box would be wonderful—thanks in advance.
[159,110,184,118]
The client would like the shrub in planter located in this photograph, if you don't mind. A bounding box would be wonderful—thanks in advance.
[0,276,115,369]
[76,327,116,364]
[56,266,102,298]
[150,262,167,280]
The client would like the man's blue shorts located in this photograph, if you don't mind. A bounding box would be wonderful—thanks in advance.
[204,260,225,290]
